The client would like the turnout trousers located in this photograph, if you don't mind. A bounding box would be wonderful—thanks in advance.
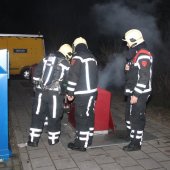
[74,94,96,148]
[125,93,150,145]
[29,89,64,144]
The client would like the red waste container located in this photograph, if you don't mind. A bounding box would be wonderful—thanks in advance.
[68,87,115,133]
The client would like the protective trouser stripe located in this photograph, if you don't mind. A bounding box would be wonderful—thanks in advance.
[48,131,60,144]
[86,96,93,116]
[80,131,89,135]
[137,83,146,88]
[67,87,75,91]
[36,93,42,115]
[136,135,142,139]
[130,134,134,138]
[68,81,77,86]
[48,131,60,135]
[137,130,143,134]
[126,120,131,129]
[52,95,57,118]
[89,132,93,136]
[79,131,89,148]
[29,128,42,142]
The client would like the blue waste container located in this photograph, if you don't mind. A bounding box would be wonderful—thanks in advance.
[0,49,12,161]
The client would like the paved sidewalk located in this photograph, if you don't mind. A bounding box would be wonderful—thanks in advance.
[3,80,170,170]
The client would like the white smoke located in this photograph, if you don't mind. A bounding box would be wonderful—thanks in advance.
[92,0,161,50]
[92,0,161,89]
[98,52,127,89]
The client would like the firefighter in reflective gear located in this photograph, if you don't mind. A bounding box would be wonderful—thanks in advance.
[67,37,98,151]
[27,44,72,147]
[122,29,153,151]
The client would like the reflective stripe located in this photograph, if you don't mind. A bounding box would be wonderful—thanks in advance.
[127,126,131,129]
[86,96,93,116]
[74,88,97,95]
[134,87,143,93]
[44,57,56,86]
[29,128,42,142]
[126,121,130,124]
[44,122,48,126]
[134,87,151,94]
[137,55,151,62]
[52,95,57,118]
[89,133,93,136]
[30,128,42,132]
[130,134,134,138]
[33,77,40,81]
[58,63,70,81]
[67,87,75,91]
[36,93,42,115]
[73,56,97,64]
[48,131,60,144]
[136,83,146,88]
[48,131,60,135]
[125,89,133,93]
[85,62,90,90]
[79,137,88,141]
[68,81,77,86]
[136,135,142,139]
[80,131,89,135]
[137,131,143,134]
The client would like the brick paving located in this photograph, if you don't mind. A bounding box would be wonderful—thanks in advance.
[1,79,170,170]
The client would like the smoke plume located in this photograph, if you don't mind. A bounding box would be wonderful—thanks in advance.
[98,52,127,89]
[92,0,161,50]
[92,0,161,89]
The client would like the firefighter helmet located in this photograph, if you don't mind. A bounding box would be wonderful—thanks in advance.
[73,37,87,48]
[123,29,144,48]
[58,44,72,61]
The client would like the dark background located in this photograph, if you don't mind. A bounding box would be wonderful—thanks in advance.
[0,0,170,107]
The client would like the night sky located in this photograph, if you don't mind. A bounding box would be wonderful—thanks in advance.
[0,0,102,53]
[0,0,169,53]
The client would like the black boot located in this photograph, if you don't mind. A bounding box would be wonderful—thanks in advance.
[123,141,141,151]
[68,142,86,152]
[48,139,59,145]
[27,140,38,147]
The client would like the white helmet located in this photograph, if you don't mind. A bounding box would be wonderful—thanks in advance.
[58,44,72,61]
[73,37,88,48]
[123,29,144,48]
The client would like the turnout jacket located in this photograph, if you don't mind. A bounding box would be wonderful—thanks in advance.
[67,44,98,96]
[32,52,70,92]
[125,49,153,97]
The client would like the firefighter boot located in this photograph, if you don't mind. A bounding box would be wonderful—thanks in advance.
[27,136,39,147]
[123,141,141,151]
[48,139,59,145]
[68,139,86,152]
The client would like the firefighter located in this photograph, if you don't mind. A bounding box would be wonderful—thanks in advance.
[27,44,72,147]
[122,29,153,151]
[67,37,98,151]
